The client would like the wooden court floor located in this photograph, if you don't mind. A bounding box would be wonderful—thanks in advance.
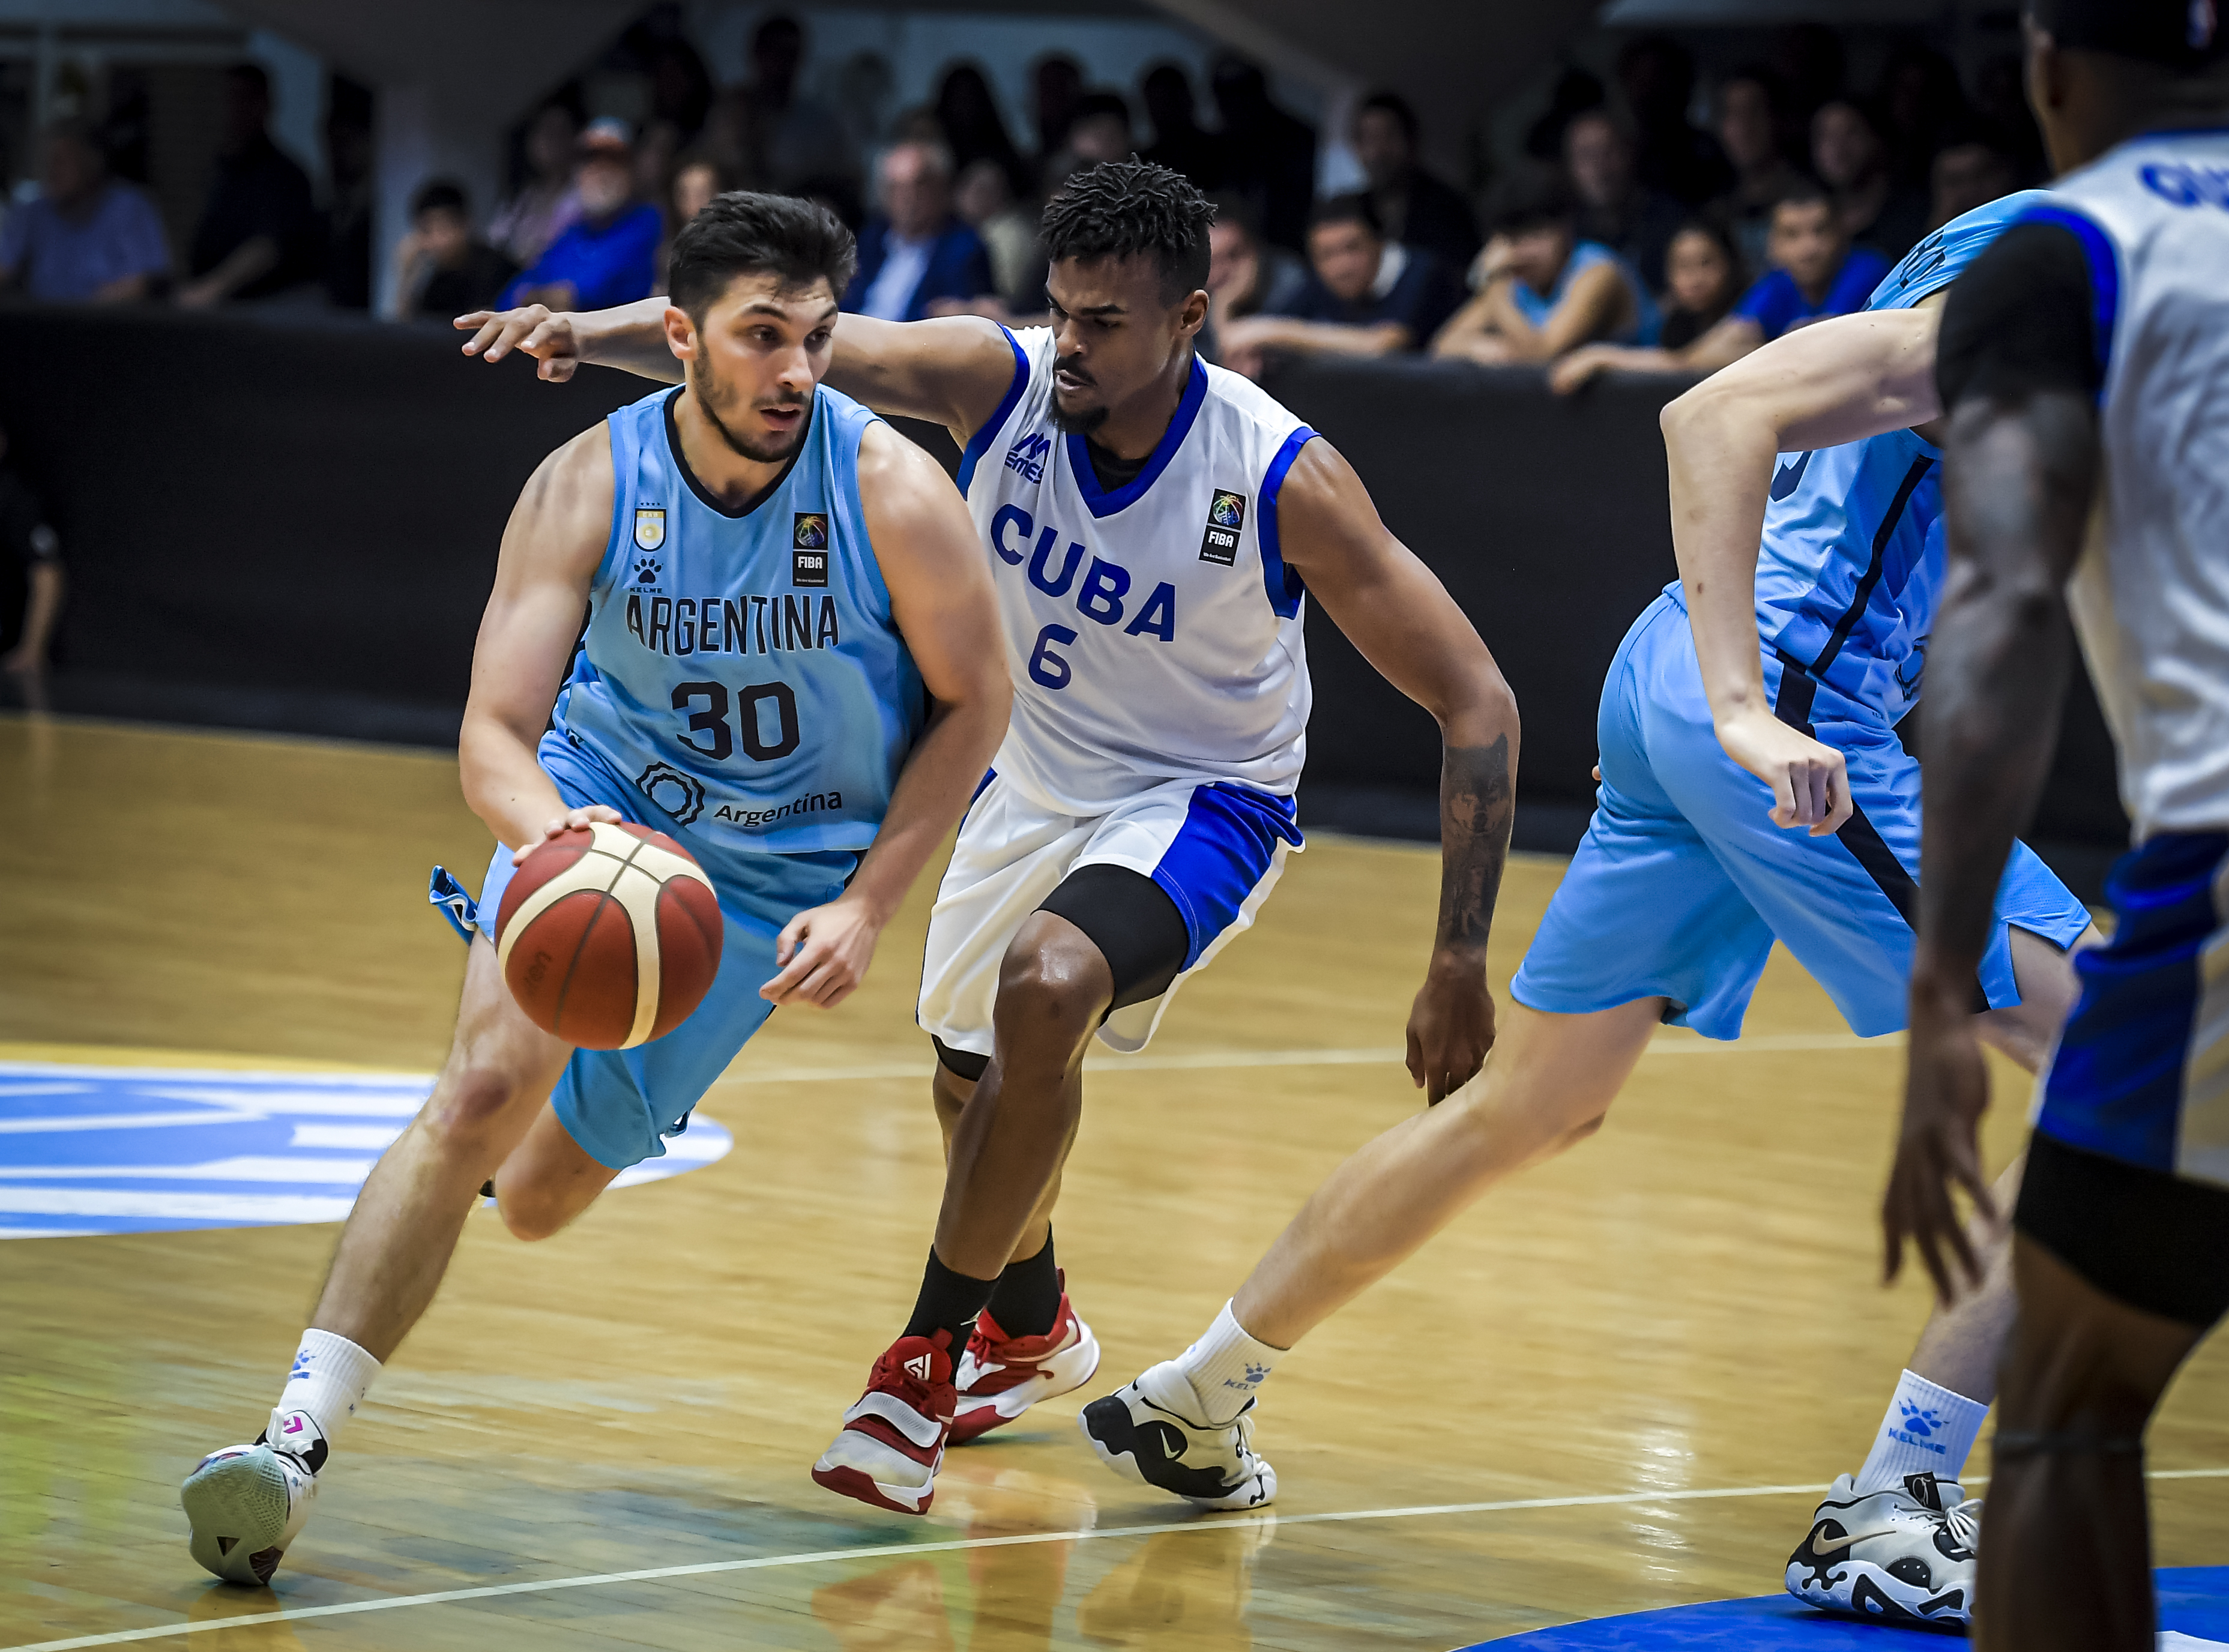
[4,713,2227,1651]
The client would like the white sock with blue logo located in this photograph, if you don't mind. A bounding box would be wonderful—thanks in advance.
[270,1328,382,1461]
[1853,1369,1988,1494]
[1172,1301,1286,1427]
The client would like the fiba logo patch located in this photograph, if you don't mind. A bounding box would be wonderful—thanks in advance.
[792,513,830,587]
[633,507,666,551]
[1200,489,1247,565]
[635,761,706,825]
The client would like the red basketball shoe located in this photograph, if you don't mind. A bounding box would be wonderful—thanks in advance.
[949,1275,1101,1445]
[812,1331,959,1515]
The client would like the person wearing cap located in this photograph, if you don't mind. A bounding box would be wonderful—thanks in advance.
[497,119,663,313]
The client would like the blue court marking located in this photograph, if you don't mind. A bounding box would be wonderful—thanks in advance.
[0,1061,732,1239]
[1467,1566,2229,1646]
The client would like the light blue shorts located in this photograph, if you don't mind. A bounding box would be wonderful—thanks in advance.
[1511,595,2093,1040]
[466,732,855,1169]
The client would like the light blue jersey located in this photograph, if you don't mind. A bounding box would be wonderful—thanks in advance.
[1679,191,2052,725]
[554,384,926,854]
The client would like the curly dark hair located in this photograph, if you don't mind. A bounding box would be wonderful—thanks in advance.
[668,190,857,316]
[1039,159,1216,304]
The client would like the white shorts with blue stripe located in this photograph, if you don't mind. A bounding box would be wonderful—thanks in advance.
[918,770,1302,1059]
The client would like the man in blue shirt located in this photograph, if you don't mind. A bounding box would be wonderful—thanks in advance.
[844,140,995,322]
[499,119,662,313]
[1728,184,1892,341]
[1216,193,1463,376]
[0,119,169,302]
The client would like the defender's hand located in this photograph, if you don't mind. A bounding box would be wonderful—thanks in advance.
[511,804,623,865]
[457,304,584,382]
[1407,950,1495,1104]
[761,894,884,1008]
[1883,982,1998,1303]
[1714,707,1851,834]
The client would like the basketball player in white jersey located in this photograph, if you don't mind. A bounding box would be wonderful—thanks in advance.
[1887,4,2229,1645]
[459,161,1521,1515]
[179,196,1009,1584]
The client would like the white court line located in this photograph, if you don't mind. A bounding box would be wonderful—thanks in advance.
[16,1468,2229,1652]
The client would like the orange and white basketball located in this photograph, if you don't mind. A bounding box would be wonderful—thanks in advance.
[492,821,722,1049]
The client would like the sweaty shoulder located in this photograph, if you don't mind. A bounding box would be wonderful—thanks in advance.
[520,423,617,554]
[857,418,971,550]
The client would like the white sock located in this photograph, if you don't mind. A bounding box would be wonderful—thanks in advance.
[1853,1368,1988,1494]
[270,1329,382,1456]
[1172,1301,1287,1426]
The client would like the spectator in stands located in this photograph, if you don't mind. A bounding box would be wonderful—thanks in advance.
[1716,184,1889,352]
[1141,61,1222,190]
[750,15,858,202]
[656,156,729,289]
[1211,55,1317,250]
[1031,54,1085,173]
[1927,127,2019,228]
[1562,107,1683,292]
[385,180,516,322]
[1216,193,1461,378]
[1770,22,1847,128]
[1546,217,1743,392]
[1616,35,1730,206]
[324,79,375,309]
[1523,66,1608,163]
[1875,39,1968,190]
[1432,168,1657,366]
[1198,193,1306,364]
[1067,92,1136,167]
[0,424,64,679]
[1811,97,1928,264]
[0,118,169,301]
[1705,68,1805,279]
[845,140,995,321]
[498,119,663,312]
[954,157,1040,310]
[1351,91,1480,271]
[489,101,583,269]
[179,62,319,307]
[935,64,1028,196]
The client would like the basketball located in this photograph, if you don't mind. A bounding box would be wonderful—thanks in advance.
[492,820,722,1049]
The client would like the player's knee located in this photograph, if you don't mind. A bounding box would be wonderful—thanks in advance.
[1558,1109,1609,1150]
[994,936,1110,1045]
[420,1065,537,1156]
[495,1187,571,1244]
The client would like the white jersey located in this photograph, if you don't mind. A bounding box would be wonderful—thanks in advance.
[958,326,1317,815]
[2050,131,2229,839]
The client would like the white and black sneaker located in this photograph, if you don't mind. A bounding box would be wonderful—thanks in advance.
[181,1408,327,1585]
[1785,1471,1979,1630]
[1078,1360,1276,1510]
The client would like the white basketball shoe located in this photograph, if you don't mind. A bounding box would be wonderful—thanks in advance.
[1078,1360,1277,1510]
[950,1275,1102,1445]
[181,1408,327,1585]
[1785,1471,1979,1629]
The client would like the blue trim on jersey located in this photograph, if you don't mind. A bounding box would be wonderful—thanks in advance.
[956,326,1030,496]
[2036,833,2228,1175]
[2016,202,2122,387]
[1866,190,2052,313]
[1149,782,1303,967]
[1069,353,1210,519]
[1256,425,1317,621]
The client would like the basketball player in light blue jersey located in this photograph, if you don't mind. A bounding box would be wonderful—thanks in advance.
[1085,196,2107,1630]
[462,162,1522,1519]
[179,195,1009,1585]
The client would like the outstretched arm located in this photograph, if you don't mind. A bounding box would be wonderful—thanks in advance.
[755,420,1012,1008]
[1660,302,1944,833]
[457,302,1017,445]
[1887,223,2105,1299]
[1277,439,1521,1103]
[460,426,621,857]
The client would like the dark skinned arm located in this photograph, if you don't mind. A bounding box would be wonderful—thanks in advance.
[1276,439,1521,1103]
[1884,387,2099,1300]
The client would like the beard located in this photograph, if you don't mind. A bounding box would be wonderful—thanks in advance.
[1049,354,1109,435]
[690,358,812,463]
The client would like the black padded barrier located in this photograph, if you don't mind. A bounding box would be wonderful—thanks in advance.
[0,306,2122,887]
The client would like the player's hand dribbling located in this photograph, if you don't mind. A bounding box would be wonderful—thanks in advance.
[1883,978,1998,1303]
[761,894,884,1008]
[1713,707,1852,835]
[512,804,623,864]
[456,305,584,382]
[1407,952,1496,1105]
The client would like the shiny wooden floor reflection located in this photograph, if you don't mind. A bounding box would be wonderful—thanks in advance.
[4,713,2226,1652]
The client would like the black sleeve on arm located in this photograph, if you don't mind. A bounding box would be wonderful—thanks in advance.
[1935,220,2105,411]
